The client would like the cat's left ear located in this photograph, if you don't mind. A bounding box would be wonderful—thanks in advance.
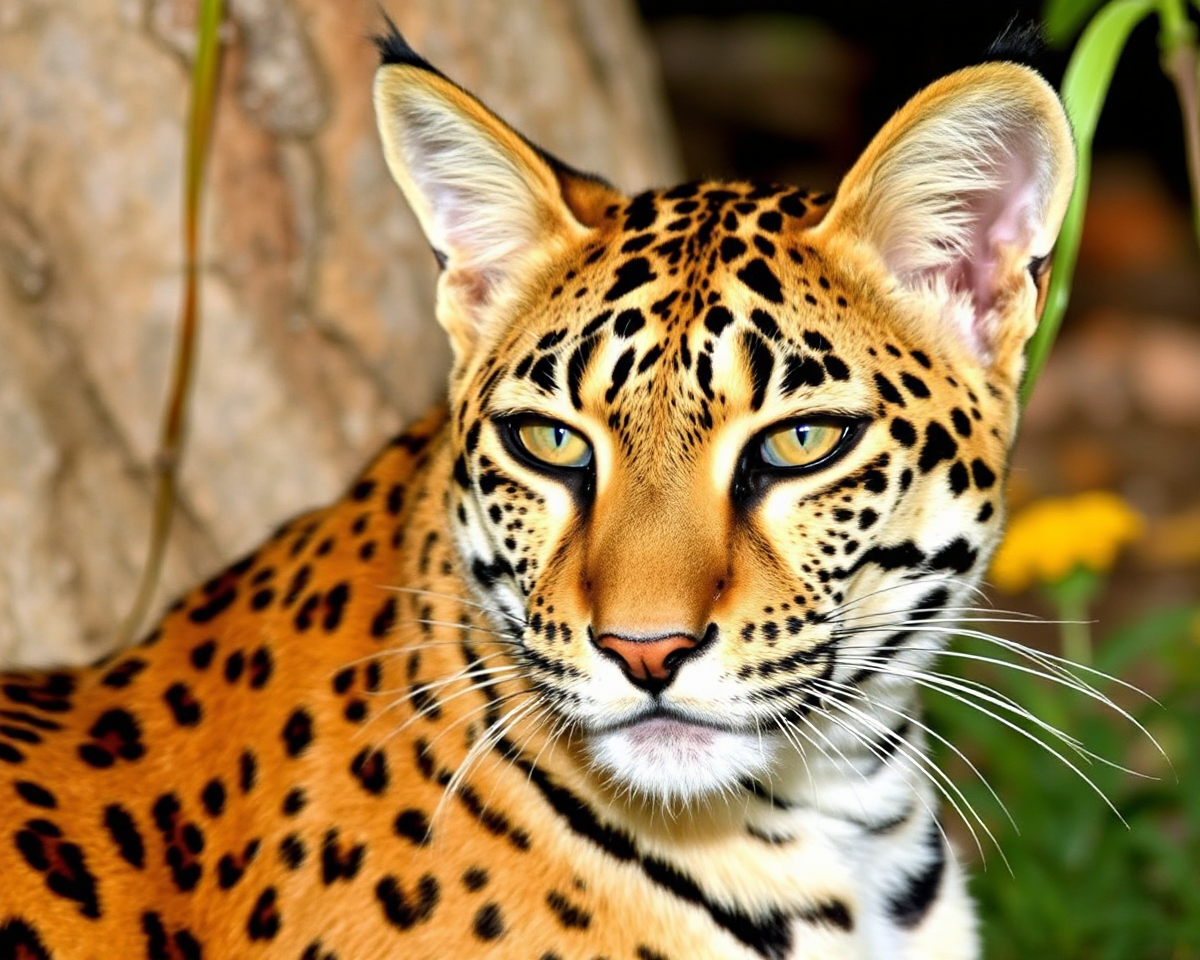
[813,63,1075,376]
[373,24,622,360]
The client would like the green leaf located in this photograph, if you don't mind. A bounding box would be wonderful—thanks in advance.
[1044,0,1114,45]
[1022,0,1157,406]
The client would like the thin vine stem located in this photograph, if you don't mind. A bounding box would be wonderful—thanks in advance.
[1158,0,1200,249]
[120,0,226,643]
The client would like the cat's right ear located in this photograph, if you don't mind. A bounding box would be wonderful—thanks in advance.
[373,24,622,360]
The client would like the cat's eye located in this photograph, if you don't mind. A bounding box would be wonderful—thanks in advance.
[512,419,593,469]
[759,421,845,468]
[732,416,863,505]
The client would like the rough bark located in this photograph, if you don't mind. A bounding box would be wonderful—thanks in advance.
[0,0,679,667]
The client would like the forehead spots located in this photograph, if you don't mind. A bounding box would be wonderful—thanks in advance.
[720,236,747,263]
[529,354,557,393]
[740,331,774,412]
[613,308,645,338]
[736,259,783,303]
[604,257,656,302]
[704,306,733,337]
[781,355,825,394]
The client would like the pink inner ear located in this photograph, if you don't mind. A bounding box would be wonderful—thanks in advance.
[969,150,1040,312]
[915,145,1044,359]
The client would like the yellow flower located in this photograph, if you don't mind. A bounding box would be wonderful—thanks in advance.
[990,491,1144,594]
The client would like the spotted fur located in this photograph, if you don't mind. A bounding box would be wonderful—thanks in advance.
[0,24,1074,960]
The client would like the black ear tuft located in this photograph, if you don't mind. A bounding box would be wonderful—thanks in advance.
[373,12,442,75]
[987,19,1048,69]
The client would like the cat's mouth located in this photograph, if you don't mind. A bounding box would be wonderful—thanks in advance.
[585,705,777,802]
[590,704,745,738]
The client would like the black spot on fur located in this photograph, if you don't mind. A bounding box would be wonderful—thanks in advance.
[887,827,945,928]
[624,192,658,231]
[217,839,259,890]
[279,834,306,869]
[321,828,365,884]
[15,818,101,918]
[14,781,56,809]
[77,708,144,768]
[0,918,53,959]
[823,355,850,381]
[395,808,432,846]
[918,423,958,473]
[323,583,351,632]
[900,372,930,398]
[163,683,202,727]
[473,902,505,941]
[566,337,599,410]
[247,887,281,941]
[141,911,202,960]
[350,747,389,795]
[604,257,656,301]
[530,354,558,392]
[239,750,258,793]
[248,647,273,689]
[103,658,149,688]
[282,709,314,758]
[929,537,978,574]
[704,305,733,336]
[719,236,747,262]
[546,890,592,929]
[613,308,645,338]
[606,348,636,403]
[736,258,783,303]
[103,804,145,869]
[948,461,970,495]
[188,585,236,624]
[696,353,714,400]
[741,331,775,411]
[889,418,916,447]
[201,779,226,818]
[874,373,905,406]
[371,596,398,638]
[971,458,997,489]
[151,793,204,892]
[749,308,781,341]
[282,788,307,816]
[781,354,824,393]
[376,874,440,930]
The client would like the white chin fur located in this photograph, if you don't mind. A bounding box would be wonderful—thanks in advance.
[588,718,777,804]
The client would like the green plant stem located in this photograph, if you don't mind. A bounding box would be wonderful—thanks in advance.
[1059,597,1094,667]
[120,0,225,644]
[1046,566,1102,666]
[1021,0,1157,408]
[1158,0,1200,250]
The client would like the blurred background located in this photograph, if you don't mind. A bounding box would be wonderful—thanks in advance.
[1,0,1197,955]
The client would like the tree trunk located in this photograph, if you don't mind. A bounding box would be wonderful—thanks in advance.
[0,0,679,667]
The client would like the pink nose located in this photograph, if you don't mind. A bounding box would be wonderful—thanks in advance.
[594,632,699,692]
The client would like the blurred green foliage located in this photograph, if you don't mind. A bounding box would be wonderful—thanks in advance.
[930,604,1200,958]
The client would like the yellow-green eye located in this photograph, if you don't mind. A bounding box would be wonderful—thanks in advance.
[759,422,845,468]
[514,420,593,469]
